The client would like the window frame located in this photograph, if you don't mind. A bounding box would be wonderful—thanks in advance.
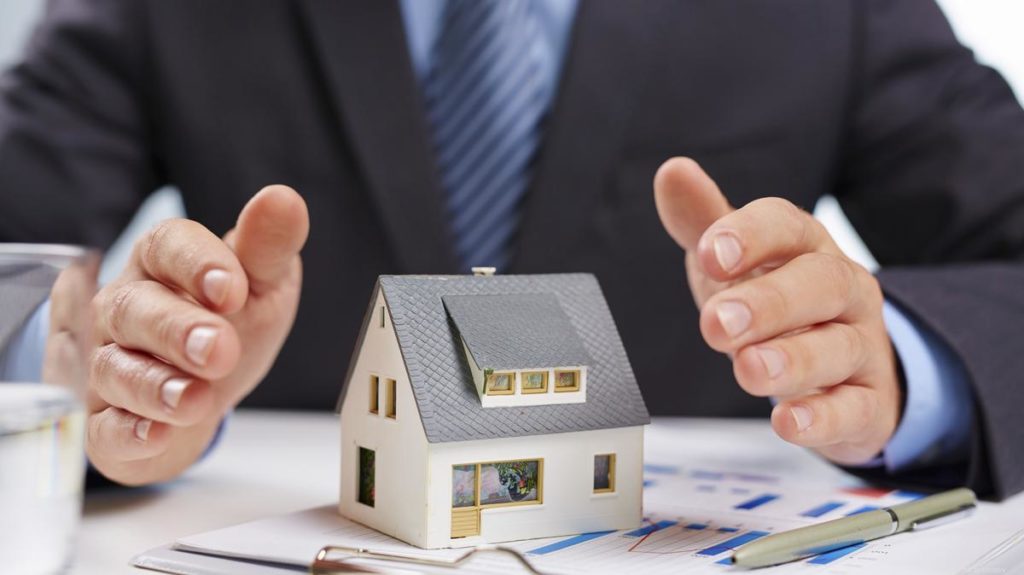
[554,369,581,392]
[484,371,516,395]
[593,453,616,493]
[358,447,376,507]
[385,378,397,419]
[451,458,544,510]
[520,371,548,394]
[369,375,379,414]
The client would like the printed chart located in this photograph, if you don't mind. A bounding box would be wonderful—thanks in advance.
[503,463,922,574]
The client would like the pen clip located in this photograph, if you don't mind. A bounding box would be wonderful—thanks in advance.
[911,504,976,531]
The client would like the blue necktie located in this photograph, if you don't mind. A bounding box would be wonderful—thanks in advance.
[424,0,547,271]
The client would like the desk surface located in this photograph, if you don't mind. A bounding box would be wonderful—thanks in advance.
[65,410,959,574]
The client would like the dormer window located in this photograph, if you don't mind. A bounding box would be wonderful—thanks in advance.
[522,371,548,394]
[554,370,580,392]
[485,372,514,395]
[443,293,593,408]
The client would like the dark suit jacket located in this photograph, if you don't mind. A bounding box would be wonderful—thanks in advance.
[0,0,1022,498]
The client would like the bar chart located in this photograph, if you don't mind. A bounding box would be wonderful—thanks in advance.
[511,461,929,574]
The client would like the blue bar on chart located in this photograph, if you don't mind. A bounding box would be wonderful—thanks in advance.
[625,520,678,537]
[735,494,780,510]
[691,469,725,481]
[685,523,708,530]
[808,543,867,564]
[801,501,845,518]
[697,531,770,556]
[643,463,680,475]
[527,530,617,555]
[845,505,879,516]
[893,490,926,500]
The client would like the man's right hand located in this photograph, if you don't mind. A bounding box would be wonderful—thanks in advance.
[85,185,309,485]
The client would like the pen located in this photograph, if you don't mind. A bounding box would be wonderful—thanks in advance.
[730,487,977,568]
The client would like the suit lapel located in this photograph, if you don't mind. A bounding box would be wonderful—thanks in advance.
[296,0,458,273]
[512,0,669,272]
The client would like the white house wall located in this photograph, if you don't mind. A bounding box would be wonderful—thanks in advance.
[339,287,430,548]
[425,426,644,549]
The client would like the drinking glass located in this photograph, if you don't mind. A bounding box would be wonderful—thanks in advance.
[0,244,99,575]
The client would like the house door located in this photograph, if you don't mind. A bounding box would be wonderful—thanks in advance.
[451,465,480,538]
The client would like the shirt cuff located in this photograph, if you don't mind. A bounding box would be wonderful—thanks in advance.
[879,299,973,473]
[0,298,49,382]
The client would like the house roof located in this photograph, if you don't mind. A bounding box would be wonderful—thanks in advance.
[337,274,650,443]
[442,293,593,371]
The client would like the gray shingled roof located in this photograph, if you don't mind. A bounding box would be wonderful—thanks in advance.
[337,274,650,443]
[442,293,593,371]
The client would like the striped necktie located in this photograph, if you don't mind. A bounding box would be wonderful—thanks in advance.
[423,0,547,271]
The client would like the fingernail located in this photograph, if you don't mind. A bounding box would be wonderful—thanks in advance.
[716,301,752,338]
[712,232,742,272]
[791,405,813,431]
[161,378,191,409]
[756,346,785,379]
[186,326,218,366]
[202,269,231,307]
[134,418,152,441]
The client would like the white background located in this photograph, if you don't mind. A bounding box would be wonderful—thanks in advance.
[1,0,1022,274]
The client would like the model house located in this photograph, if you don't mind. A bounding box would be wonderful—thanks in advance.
[336,271,650,549]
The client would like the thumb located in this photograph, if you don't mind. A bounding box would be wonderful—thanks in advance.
[230,185,310,294]
[654,157,733,252]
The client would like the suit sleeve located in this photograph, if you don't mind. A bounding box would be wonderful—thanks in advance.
[835,0,1024,500]
[0,0,158,248]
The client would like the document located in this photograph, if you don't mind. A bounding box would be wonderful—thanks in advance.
[135,421,1024,574]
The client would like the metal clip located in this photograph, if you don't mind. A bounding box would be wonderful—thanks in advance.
[310,544,546,575]
[911,504,977,531]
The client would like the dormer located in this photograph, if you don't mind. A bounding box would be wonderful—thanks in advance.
[442,293,592,408]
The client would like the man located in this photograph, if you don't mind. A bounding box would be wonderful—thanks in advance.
[0,0,1021,497]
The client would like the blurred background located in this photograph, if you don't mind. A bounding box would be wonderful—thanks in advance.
[2,0,1023,277]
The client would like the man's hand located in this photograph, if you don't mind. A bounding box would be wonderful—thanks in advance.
[85,186,309,485]
[654,158,901,466]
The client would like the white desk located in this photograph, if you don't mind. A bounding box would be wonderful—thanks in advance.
[76,410,342,574]
[69,410,1004,574]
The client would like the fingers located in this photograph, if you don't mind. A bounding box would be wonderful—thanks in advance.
[90,344,215,426]
[231,185,309,294]
[133,218,249,314]
[86,406,172,465]
[654,157,733,252]
[771,384,895,464]
[695,197,840,281]
[732,322,868,397]
[700,252,866,352]
[97,280,241,380]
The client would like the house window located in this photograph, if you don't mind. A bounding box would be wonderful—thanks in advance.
[594,454,615,493]
[479,460,542,505]
[379,305,386,328]
[453,459,543,509]
[452,465,477,508]
[521,371,548,394]
[385,378,397,419]
[358,447,375,507]
[485,372,514,395]
[369,375,379,414]
[554,370,580,392]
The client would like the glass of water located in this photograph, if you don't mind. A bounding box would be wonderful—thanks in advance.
[0,244,99,575]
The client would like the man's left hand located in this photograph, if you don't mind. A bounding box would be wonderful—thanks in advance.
[653,157,901,465]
